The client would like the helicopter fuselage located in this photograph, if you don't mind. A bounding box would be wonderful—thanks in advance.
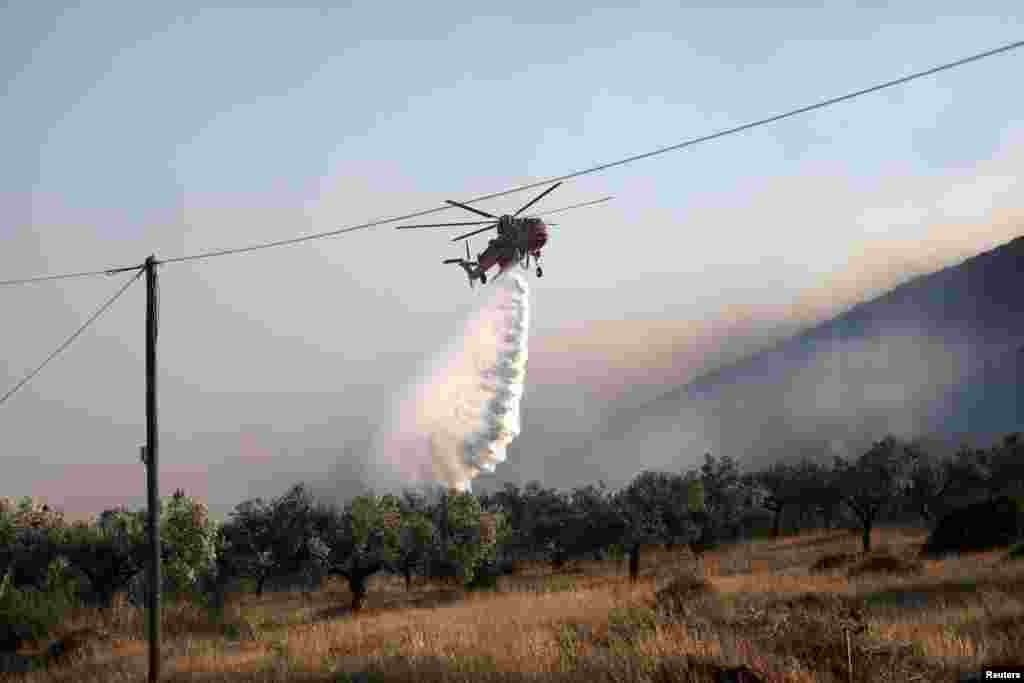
[474,216,548,275]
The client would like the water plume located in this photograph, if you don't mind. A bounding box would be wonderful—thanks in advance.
[371,268,530,492]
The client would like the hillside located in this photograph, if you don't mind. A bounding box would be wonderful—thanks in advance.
[585,234,1024,475]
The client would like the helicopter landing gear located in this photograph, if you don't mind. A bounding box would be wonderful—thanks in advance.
[536,266,543,278]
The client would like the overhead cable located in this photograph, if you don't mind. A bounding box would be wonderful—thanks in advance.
[1,38,1021,281]
[0,268,144,407]
[0,264,143,287]
[157,38,1024,264]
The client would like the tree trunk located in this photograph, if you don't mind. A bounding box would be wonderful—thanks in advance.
[209,578,226,611]
[328,563,382,613]
[691,516,716,558]
[255,574,266,596]
[99,585,117,609]
[628,544,640,583]
[771,506,783,538]
[79,567,119,609]
[552,552,567,571]
[350,575,368,612]
[842,498,876,554]
[917,502,933,525]
[821,503,835,531]
[404,566,412,593]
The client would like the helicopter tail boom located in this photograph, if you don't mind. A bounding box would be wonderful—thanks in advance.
[443,258,482,288]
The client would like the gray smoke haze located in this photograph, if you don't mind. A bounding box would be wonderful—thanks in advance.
[585,326,1014,480]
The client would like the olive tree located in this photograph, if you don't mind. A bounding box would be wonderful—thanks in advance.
[434,490,500,585]
[220,484,321,595]
[0,498,68,592]
[833,436,914,553]
[317,494,402,611]
[160,490,219,597]
[751,459,832,537]
[395,510,435,592]
[62,518,145,608]
[616,471,701,582]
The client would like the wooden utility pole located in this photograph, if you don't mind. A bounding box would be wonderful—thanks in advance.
[144,255,161,682]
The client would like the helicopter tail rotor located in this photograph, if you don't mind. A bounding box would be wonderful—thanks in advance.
[442,241,479,288]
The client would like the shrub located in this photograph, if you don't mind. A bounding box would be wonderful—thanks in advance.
[921,496,1024,557]
[539,575,577,593]
[0,572,72,653]
[774,592,861,616]
[465,568,499,592]
[653,570,714,618]
[514,575,577,594]
[45,628,111,666]
[847,554,923,578]
[607,606,658,643]
[220,617,259,641]
[810,552,858,572]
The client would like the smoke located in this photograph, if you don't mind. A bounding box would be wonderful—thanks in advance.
[586,326,1010,480]
[370,268,531,492]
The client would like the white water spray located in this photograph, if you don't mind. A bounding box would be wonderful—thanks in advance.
[372,269,530,492]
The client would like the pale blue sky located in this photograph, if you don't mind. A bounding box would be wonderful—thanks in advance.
[1,2,1022,515]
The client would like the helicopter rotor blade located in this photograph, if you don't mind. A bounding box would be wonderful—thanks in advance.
[446,200,498,219]
[513,181,563,217]
[395,220,495,230]
[533,196,614,217]
[452,223,498,242]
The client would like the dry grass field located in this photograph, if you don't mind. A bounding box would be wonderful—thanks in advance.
[5,527,1023,682]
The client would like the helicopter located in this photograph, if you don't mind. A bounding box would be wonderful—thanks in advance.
[395,181,612,288]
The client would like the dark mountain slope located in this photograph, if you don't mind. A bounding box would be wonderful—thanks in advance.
[587,235,1024,476]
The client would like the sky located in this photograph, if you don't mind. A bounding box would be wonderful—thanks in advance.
[1,1,1023,518]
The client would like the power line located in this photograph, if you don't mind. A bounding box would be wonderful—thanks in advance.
[0,267,144,408]
[533,196,615,217]
[3,37,1022,280]
[0,264,144,287]
[157,38,1024,264]
[461,38,1024,202]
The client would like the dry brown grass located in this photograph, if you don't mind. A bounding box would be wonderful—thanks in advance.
[5,526,1024,682]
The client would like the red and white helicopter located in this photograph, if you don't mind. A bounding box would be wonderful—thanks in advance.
[396,182,612,287]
